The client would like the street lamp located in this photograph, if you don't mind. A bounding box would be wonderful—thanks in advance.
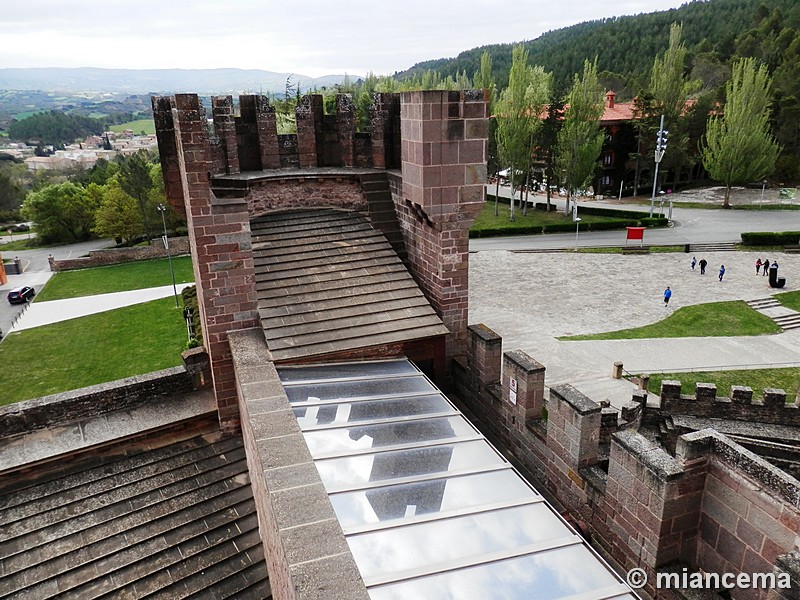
[648,115,668,217]
[157,203,179,308]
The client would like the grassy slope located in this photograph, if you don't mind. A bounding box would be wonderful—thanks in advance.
[0,298,186,405]
[561,301,780,340]
[36,256,194,301]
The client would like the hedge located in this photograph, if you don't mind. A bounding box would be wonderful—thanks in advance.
[471,217,668,238]
[740,231,800,246]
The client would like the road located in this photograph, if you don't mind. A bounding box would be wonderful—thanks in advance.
[0,239,113,338]
[471,195,799,251]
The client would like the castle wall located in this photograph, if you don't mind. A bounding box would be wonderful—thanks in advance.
[245,177,367,216]
[395,90,488,361]
[49,237,190,271]
[453,323,800,599]
[167,93,261,432]
[229,328,369,600]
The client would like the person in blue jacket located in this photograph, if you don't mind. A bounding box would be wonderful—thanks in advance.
[663,286,672,306]
[719,265,726,281]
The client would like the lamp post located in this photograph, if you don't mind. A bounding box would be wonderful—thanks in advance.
[648,115,668,217]
[157,203,179,308]
[573,202,582,251]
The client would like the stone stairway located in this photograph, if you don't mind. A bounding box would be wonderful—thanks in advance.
[0,433,270,600]
[359,172,408,263]
[687,242,738,252]
[746,297,800,331]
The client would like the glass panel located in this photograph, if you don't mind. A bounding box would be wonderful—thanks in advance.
[331,470,537,529]
[278,360,417,383]
[367,545,626,600]
[315,440,504,490]
[285,376,434,404]
[293,395,455,429]
[303,416,477,458]
[349,504,572,581]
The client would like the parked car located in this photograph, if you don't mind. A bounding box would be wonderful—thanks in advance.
[7,286,35,304]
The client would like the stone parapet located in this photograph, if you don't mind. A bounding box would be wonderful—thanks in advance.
[229,328,369,600]
[0,366,194,439]
[658,381,798,427]
[49,237,190,271]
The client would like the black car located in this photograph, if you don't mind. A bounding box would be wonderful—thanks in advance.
[7,286,35,304]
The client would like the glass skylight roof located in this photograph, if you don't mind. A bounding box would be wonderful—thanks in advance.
[278,358,638,600]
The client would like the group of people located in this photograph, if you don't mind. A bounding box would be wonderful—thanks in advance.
[755,258,778,275]
[689,256,725,281]
[665,255,782,306]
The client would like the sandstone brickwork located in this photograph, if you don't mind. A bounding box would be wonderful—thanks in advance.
[453,323,800,600]
[396,90,488,361]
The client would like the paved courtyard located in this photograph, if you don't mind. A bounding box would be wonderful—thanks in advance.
[469,249,800,406]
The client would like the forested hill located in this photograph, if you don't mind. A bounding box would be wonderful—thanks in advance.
[398,0,800,93]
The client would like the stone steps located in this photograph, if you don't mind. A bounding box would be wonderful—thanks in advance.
[0,435,269,599]
[746,297,781,310]
[688,242,738,252]
[746,297,800,330]
[360,172,408,263]
[774,314,800,330]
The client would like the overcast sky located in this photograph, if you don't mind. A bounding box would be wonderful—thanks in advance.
[5,0,689,77]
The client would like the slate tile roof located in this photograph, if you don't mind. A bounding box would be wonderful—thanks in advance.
[251,209,448,362]
[0,432,270,599]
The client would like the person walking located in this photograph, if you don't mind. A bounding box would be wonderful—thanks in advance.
[719,264,726,281]
[756,258,762,274]
[699,258,707,275]
[691,256,697,271]
[663,286,672,306]
[763,259,770,275]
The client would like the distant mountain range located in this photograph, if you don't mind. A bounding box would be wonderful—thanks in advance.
[0,68,351,95]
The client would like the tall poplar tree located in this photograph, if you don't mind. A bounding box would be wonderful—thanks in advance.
[555,59,605,215]
[640,23,698,190]
[495,45,550,221]
[701,58,780,209]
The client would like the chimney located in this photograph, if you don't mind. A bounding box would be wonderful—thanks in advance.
[605,91,616,109]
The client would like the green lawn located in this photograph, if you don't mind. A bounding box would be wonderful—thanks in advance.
[472,201,630,234]
[109,119,156,135]
[0,298,186,405]
[644,368,800,400]
[776,290,800,311]
[36,256,194,301]
[560,300,780,340]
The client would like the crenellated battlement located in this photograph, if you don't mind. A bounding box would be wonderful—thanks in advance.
[660,380,799,426]
[153,92,402,212]
[452,324,800,599]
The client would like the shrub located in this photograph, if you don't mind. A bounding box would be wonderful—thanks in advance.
[740,231,800,246]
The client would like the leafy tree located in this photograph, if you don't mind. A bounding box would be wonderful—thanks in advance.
[0,159,28,211]
[473,52,500,181]
[642,23,699,189]
[93,180,143,244]
[8,111,105,146]
[21,182,97,242]
[701,57,780,208]
[495,45,551,220]
[555,59,605,215]
[117,151,155,239]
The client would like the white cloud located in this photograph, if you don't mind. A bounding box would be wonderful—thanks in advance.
[5,0,688,76]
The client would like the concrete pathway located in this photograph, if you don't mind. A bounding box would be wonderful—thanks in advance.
[469,249,800,408]
[9,284,192,332]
